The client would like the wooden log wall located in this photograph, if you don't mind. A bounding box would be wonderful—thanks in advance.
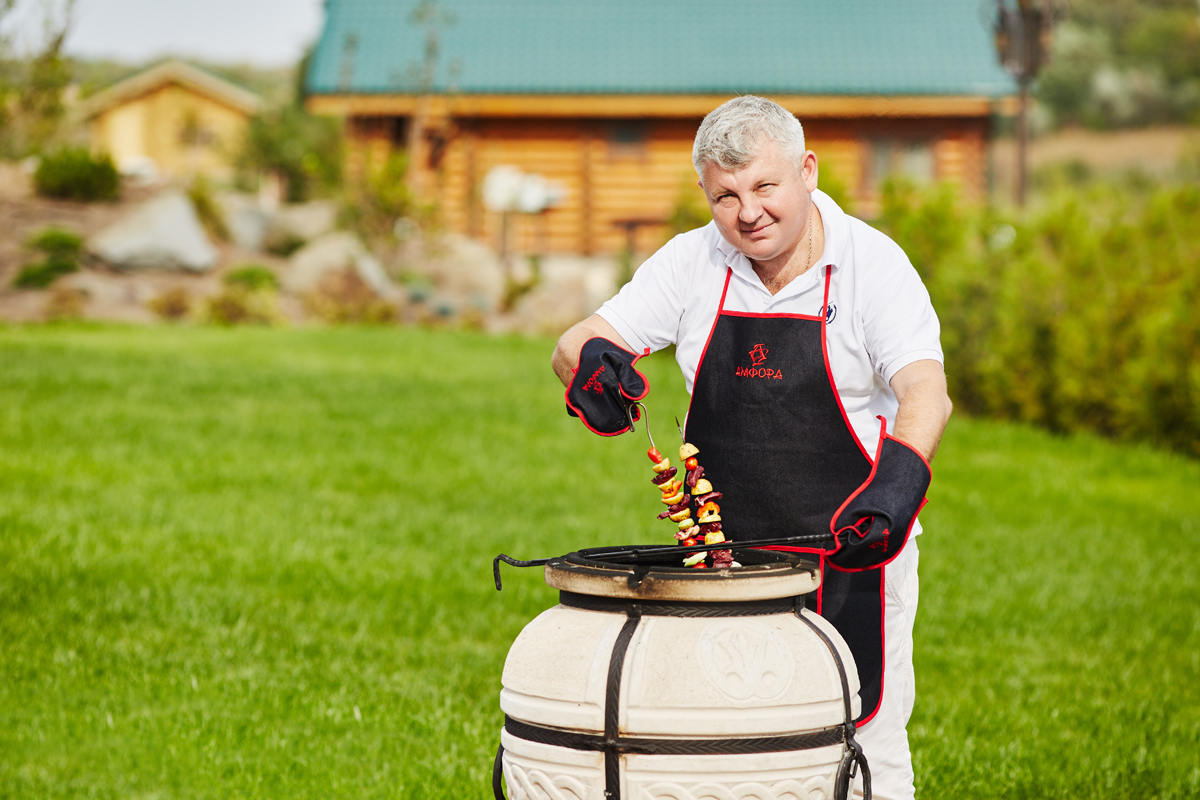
[343,113,989,256]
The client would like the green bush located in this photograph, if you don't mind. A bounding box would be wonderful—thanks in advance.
[34,148,119,201]
[13,255,78,288]
[25,227,83,257]
[203,288,280,326]
[878,178,1200,456]
[264,231,306,258]
[186,177,229,241]
[223,264,279,292]
[13,226,85,289]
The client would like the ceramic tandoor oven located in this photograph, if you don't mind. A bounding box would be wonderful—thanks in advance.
[495,546,867,800]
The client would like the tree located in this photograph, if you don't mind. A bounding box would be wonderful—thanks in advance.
[1035,0,1200,127]
[0,0,77,156]
[236,102,342,203]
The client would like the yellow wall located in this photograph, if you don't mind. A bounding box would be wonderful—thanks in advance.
[90,83,251,180]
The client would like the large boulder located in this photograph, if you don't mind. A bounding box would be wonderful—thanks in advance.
[218,192,270,251]
[492,255,620,335]
[90,190,217,272]
[283,232,397,299]
[397,232,506,311]
[266,201,338,249]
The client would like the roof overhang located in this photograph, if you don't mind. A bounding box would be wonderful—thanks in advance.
[306,93,1008,120]
[82,59,262,120]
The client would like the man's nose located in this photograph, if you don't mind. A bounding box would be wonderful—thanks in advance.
[738,195,763,224]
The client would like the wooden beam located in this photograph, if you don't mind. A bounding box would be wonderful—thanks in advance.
[307,93,1005,120]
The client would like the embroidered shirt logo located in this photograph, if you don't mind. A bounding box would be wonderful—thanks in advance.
[825,303,837,324]
[736,343,783,380]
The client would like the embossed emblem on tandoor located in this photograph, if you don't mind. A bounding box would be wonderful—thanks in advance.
[696,620,793,701]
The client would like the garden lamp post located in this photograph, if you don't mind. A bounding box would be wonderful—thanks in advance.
[992,0,1065,206]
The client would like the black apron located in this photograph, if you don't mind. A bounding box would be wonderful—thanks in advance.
[685,265,887,724]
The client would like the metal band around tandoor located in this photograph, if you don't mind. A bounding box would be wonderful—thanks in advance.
[559,590,797,617]
[505,715,847,756]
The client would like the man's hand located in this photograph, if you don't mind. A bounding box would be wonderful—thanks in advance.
[829,422,931,569]
[828,360,951,569]
[552,314,634,386]
[563,337,650,436]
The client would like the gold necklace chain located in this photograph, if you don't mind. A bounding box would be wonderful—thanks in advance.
[805,207,814,272]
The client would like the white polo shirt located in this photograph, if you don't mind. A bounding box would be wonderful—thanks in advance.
[596,188,943,461]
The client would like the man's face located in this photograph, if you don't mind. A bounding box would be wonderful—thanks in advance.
[699,138,818,271]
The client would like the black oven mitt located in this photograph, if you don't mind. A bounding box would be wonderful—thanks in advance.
[565,337,649,436]
[829,427,931,570]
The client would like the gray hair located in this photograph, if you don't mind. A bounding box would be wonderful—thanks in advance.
[692,95,807,180]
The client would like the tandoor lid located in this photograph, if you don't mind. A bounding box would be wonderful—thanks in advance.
[544,546,819,603]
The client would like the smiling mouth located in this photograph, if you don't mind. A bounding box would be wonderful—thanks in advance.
[742,222,773,235]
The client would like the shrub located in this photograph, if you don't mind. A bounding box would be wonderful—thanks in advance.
[34,148,119,201]
[877,178,1200,457]
[148,288,193,321]
[25,227,83,257]
[43,286,88,320]
[202,289,280,326]
[13,225,85,289]
[264,231,307,258]
[304,269,396,324]
[13,255,78,288]
[223,264,279,292]
[186,177,230,241]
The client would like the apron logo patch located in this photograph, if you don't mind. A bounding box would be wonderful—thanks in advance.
[736,344,783,379]
[825,303,837,324]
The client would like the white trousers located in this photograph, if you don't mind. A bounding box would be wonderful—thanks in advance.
[852,538,919,800]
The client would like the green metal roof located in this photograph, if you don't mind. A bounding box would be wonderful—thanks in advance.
[308,0,1014,98]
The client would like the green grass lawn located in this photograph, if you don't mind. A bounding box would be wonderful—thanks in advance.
[1,325,1197,799]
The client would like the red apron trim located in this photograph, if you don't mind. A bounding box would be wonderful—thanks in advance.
[720,310,825,321]
[683,269,734,430]
[818,266,873,463]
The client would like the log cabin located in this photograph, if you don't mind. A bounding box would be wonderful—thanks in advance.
[306,0,1014,257]
[83,59,261,182]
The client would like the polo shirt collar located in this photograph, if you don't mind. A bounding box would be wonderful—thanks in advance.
[713,188,849,300]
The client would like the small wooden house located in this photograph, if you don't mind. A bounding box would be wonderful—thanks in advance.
[306,0,1014,256]
[83,59,261,181]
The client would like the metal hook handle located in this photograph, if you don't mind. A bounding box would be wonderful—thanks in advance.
[626,402,654,450]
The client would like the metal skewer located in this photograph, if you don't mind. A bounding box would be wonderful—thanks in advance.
[626,401,654,450]
[675,415,686,443]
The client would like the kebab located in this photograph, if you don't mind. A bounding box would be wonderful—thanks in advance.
[647,439,736,569]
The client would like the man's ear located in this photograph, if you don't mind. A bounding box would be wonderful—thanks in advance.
[802,151,819,192]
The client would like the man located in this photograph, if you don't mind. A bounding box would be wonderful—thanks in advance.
[552,95,951,800]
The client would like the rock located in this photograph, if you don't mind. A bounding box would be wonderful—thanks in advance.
[266,200,338,247]
[218,192,270,251]
[283,232,398,299]
[397,232,506,311]
[491,255,620,335]
[90,190,217,272]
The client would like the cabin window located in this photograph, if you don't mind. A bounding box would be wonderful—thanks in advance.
[608,121,648,159]
[865,137,934,191]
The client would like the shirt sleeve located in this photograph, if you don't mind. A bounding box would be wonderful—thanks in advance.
[595,235,687,353]
[861,242,944,385]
